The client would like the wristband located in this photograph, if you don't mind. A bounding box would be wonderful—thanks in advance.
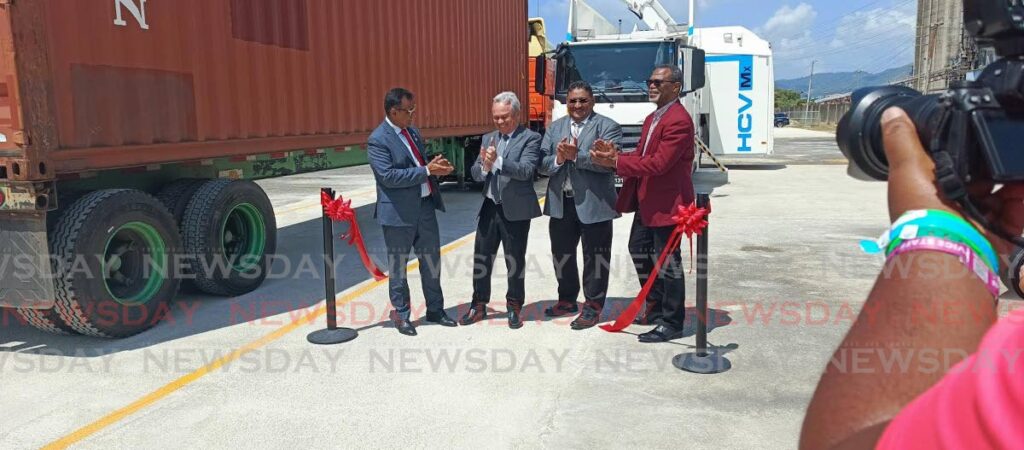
[888,237,1000,298]
[861,209,998,274]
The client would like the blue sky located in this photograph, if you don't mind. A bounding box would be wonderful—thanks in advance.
[528,0,918,80]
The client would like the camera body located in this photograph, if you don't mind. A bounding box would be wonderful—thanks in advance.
[837,0,1024,186]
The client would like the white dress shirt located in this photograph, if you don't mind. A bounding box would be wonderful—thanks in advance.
[552,114,590,194]
[386,116,430,198]
[483,133,511,201]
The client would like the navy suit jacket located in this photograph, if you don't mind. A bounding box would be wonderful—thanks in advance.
[367,121,445,227]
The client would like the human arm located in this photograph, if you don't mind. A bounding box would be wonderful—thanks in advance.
[799,107,1024,449]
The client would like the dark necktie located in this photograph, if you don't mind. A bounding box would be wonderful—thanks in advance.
[489,134,510,203]
[400,128,433,194]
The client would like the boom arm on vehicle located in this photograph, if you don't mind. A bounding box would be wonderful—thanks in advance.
[620,0,684,32]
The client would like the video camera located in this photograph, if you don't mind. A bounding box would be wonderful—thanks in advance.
[837,0,1024,247]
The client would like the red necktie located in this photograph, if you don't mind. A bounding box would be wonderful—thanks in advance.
[400,128,434,194]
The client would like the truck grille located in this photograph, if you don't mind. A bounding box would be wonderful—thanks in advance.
[619,125,644,152]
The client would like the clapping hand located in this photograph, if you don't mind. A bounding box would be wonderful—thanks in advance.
[481,137,498,171]
[590,139,618,168]
[556,138,579,164]
[427,154,454,176]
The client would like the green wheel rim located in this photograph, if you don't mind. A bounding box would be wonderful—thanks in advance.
[103,222,167,306]
[222,202,266,272]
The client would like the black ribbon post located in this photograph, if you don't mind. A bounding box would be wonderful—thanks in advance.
[674,170,731,374]
[307,187,359,345]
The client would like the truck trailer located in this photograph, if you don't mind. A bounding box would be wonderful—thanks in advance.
[0,0,528,337]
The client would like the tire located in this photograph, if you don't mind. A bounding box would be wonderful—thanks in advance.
[181,179,277,296]
[46,189,183,338]
[14,307,78,335]
[156,179,206,225]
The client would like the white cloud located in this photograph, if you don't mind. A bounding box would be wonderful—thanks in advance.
[770,1,917,80]
[759,3,817,40]
[829,6,915,49]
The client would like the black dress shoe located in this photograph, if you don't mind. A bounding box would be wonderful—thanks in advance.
[425,311,457,327]
[638,324,683,343]
[508,309,523,329]
[393,318,417,336]
[570,308,600,330]
[459,306,487,325]
[544,301,579,318]
[632,314,664,326]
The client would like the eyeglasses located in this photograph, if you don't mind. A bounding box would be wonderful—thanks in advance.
[394,106,417,115]
[646,79,679,87]
[567,99,590,105]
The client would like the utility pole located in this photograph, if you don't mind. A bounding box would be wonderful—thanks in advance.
[804,60,817,124]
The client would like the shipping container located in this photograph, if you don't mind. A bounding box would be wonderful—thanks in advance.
[0,0,529,337]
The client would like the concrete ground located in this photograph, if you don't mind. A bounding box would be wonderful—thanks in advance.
[2,129,1021,449]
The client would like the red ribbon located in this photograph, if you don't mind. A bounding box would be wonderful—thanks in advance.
[600,202,709,332]
[320,191,388,281]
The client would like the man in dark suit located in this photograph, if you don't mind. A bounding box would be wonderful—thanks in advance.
[367,87,458,336]
[592,65,695,343]
[460,92,544,329]
[538,81,622,330]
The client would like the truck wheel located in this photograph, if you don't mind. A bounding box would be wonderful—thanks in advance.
[156,179,206,225]
[49,190,183,338]
[14,308,77,335]
[181,179,276,296]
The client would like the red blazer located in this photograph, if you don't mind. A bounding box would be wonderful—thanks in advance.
[615,102,695,227]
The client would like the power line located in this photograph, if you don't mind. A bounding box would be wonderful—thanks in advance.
[775,28,916,62]
[774,0,917,54]
[798,0,913,39]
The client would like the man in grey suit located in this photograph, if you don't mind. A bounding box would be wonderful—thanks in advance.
[539,81,622,330]
[367,87,457,336]
[460,92,544,329]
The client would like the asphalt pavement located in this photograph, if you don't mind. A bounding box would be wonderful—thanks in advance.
[2,128,1021,449]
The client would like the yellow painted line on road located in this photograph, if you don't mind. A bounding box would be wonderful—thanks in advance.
[274,187,377,216]
[44,196,545,449]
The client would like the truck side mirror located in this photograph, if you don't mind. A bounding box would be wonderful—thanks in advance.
[534,55,547,96]
[680,46,706,95]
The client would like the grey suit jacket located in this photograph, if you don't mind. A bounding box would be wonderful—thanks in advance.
[538,113,622,224]
[367,121,445,227]
[470,126,543,222]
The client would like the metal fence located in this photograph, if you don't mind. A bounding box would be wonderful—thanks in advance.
[779,103,851,127]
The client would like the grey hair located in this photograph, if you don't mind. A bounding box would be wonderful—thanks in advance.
[492,91,521,113]
[654,64,684,83]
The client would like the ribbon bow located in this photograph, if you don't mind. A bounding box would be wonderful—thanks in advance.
[320,191,388,281]
[601,202,710,332]
[673,203,710,273]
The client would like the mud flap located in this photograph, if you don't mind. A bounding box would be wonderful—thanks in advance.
[0,212,55,309]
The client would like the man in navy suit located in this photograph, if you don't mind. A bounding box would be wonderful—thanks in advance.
[367,87,457,336]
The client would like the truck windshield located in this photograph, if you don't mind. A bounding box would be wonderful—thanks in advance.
[556,41,678,101]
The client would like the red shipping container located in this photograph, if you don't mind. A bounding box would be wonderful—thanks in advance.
[0,0,529,179]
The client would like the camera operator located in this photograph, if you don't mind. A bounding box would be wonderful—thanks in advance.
[799,106,1024,449]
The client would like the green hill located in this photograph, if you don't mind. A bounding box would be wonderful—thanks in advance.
[775,64,913,99]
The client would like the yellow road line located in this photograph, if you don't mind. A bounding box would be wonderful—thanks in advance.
[45,195,545,449]
[275,187,376,215]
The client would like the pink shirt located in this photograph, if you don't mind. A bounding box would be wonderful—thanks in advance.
[878,310,1024,449]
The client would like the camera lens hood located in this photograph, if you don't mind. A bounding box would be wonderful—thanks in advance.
[837,85,922,181]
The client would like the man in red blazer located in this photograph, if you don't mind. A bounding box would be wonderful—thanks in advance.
[592,65,694,343]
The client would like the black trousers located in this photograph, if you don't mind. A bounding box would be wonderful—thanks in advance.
[381,198,444,321]
[549,195,613,310]
[628,214,686,328]
[471,199,531,309]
